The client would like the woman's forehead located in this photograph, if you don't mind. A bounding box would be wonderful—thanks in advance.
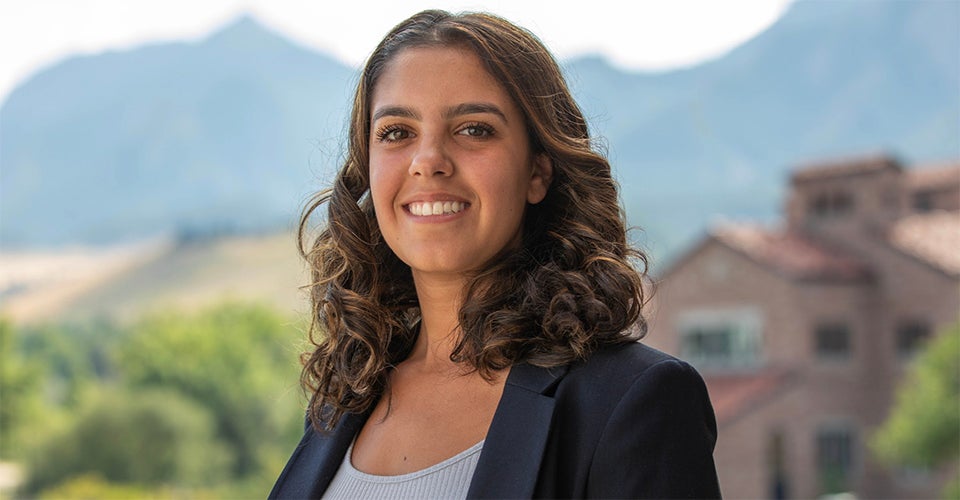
[370,46,517,118]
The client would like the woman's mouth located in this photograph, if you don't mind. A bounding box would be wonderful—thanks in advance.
[407,201,468,216]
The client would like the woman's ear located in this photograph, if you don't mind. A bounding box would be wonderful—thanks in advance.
[527,153,553,204]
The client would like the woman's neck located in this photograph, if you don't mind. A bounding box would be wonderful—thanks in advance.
[409,271,467,372]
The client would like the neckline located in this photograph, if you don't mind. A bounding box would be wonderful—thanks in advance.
[344,439,485,483]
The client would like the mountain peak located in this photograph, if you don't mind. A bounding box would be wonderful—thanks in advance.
[219,13,262,32]
[204,13,287,48]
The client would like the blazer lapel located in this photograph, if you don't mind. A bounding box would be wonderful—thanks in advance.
[467,362,568,499]
[268,412,367,499]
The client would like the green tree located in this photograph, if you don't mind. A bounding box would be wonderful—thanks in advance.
[37,474,180,500]
[871,322,960,498]
[0,318,43,459]
[19,318,125,407]
[115,301,304,478]
[13,302,304,496]
[25,387,232,493]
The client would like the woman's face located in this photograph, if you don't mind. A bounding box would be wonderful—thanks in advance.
[368,46,551,284]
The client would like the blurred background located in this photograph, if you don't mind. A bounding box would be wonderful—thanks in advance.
[1,0,957,498]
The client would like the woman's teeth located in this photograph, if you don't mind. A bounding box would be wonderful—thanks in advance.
[409,201,466,216]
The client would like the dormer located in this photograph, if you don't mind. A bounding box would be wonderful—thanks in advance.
[903,163,960,214]
[785,154,903,234]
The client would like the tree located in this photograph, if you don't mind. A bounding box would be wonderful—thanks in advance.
[871,322,960,498]
[11,301,305,496]
[25,388,231,493]
[18,318,125,407]
[115,301,305,478]
[0,318,42,459]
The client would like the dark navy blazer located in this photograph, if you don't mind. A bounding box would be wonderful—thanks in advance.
[269,342,721,499]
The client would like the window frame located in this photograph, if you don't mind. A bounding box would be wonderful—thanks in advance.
[815,422,858,495]
[814,322,851,361]
[895,319,931,360]
[677,307,763,370]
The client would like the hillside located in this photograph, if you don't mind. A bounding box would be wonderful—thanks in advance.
[0,232,310,324]
[1,2,957,261]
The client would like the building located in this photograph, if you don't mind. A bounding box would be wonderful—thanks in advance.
[644,154,959,499]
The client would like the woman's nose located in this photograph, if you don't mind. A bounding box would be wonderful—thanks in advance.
[408,136,452,177]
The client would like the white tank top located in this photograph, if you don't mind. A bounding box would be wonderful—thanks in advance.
[322,440,484,499]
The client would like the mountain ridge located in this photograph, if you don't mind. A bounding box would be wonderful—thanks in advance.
[2,3,957,260]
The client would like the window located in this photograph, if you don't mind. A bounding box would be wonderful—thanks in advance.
[831,191,854,215]
[913,191,935,212]
[678,308,762,369]
[896,321,931,358]
[684,327,736,360]
[817,426,855,494]
[810,193,830,217]
[815,323,851,359]
[808,190,855,219]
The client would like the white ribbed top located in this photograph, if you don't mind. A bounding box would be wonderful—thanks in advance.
[322,440,484,499]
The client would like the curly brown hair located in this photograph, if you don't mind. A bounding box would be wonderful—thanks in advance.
[299,9,649,431]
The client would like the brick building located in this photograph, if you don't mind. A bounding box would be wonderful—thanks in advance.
[644,154,959,498]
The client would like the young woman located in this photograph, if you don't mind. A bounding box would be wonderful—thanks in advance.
[270,10,720,499]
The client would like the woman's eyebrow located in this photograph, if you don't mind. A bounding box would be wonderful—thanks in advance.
[371,102,508,123]
[372,105,420,122]
[444,102,508,123]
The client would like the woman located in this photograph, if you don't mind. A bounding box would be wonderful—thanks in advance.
[271,9,720,499]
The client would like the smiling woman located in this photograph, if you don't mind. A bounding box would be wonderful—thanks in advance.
[369,46,551,279]
[271,9,720,499]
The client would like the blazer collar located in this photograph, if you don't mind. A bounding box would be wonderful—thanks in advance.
[269,362,568,499]
[466,362,568,499]
[267,411,368,499]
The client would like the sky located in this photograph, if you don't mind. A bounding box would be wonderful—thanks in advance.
[0,0,793,105]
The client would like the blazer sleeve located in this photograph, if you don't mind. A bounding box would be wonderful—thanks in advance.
[587,358,721,499]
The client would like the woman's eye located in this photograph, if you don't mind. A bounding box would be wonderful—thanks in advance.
[376,126,410,142]
[457,123,494,138]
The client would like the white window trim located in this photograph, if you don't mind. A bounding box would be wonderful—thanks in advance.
[676,306,764,370]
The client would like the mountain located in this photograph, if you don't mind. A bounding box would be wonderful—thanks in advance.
[2,3,957,262]
[1,16,355,246]
[563,0,959,257]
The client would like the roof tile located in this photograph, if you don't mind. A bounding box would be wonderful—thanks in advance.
[791,153,901,183]
[887,211,960,276]
[712,224,871,281]
[703,370,797,425]
[904,163,960,192]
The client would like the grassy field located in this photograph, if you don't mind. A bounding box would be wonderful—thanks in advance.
[0,231,311,325]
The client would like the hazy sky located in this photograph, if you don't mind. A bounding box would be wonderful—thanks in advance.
[0,0,792,104]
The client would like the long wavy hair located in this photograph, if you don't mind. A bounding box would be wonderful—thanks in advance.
[299,9,649,431]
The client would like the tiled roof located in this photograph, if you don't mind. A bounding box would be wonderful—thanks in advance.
[887,210,960,276]
[703,370,798,426]
[712,224,871,282]
[791,153,902,183]
[905,163,960,192]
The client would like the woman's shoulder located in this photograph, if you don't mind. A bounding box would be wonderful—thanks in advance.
[575,340,693,378]
[553,341,708,406]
